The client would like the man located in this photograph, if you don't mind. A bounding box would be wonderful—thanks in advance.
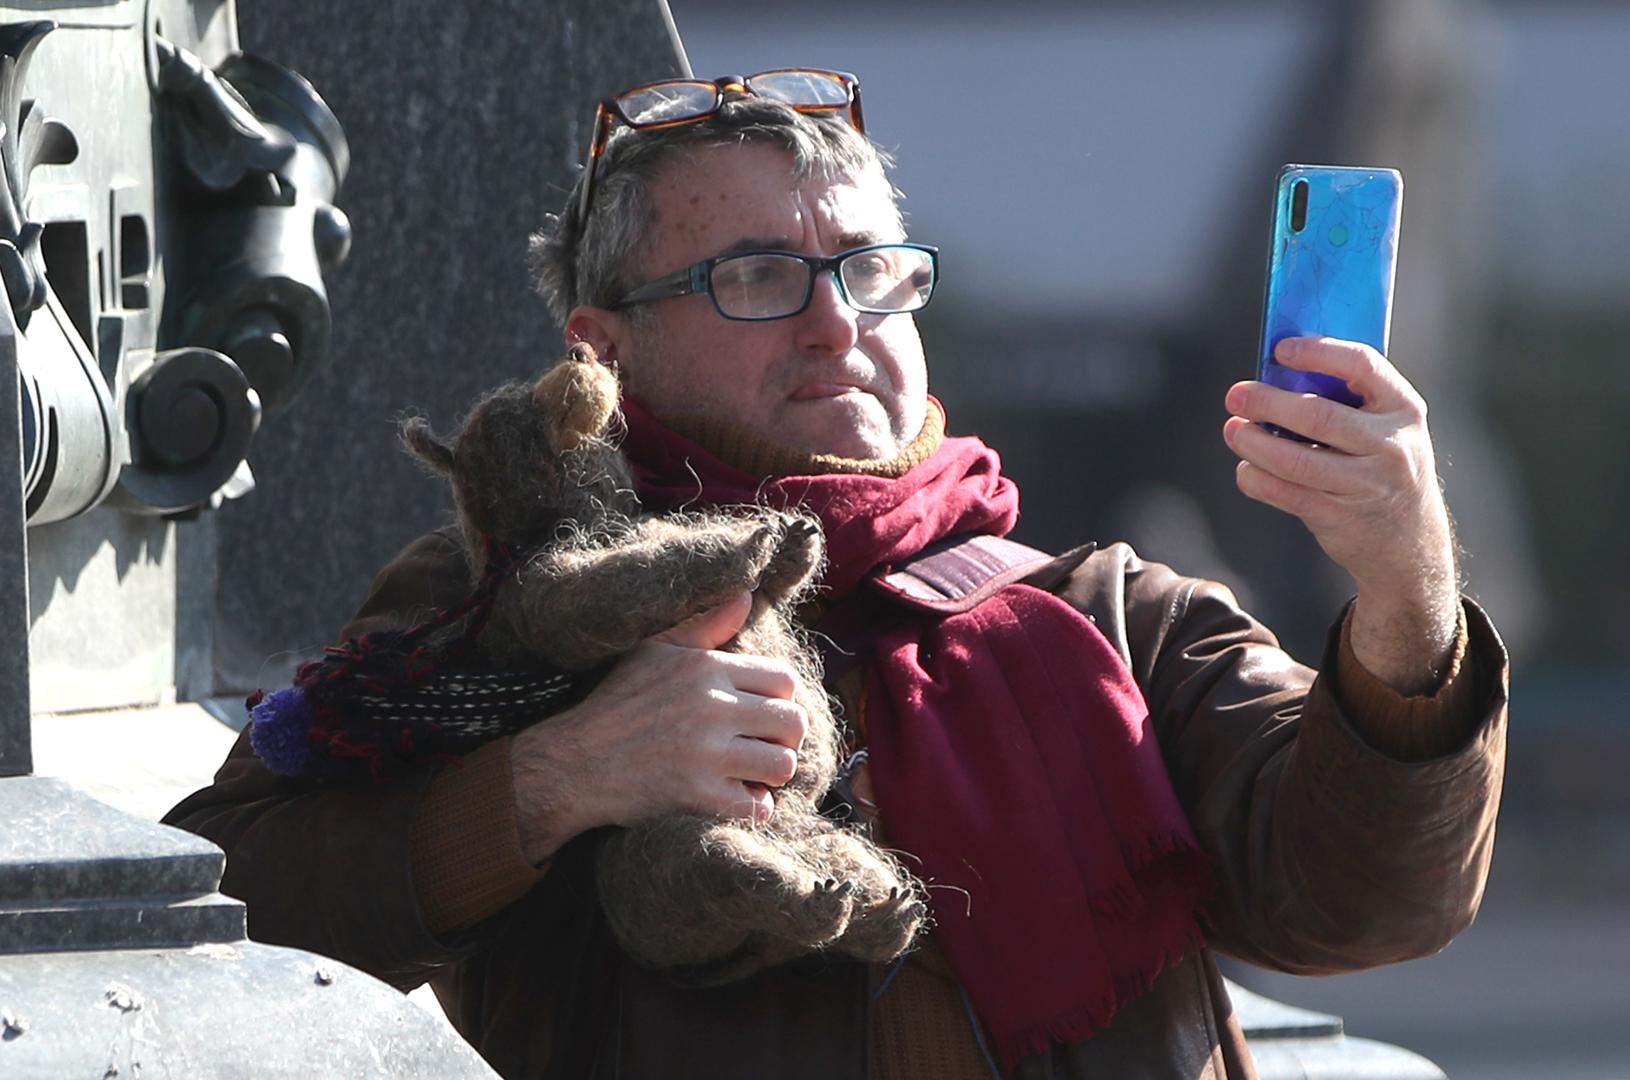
[168,71,1506,1080]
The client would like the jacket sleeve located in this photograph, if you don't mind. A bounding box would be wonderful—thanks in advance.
[1063,543,1508,975]
[163,530,543,990]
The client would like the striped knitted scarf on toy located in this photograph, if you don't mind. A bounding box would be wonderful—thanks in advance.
[247,538,580,781]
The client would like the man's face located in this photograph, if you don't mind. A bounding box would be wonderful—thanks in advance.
[604,141,929,461]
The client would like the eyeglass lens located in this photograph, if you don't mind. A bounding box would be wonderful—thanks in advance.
[709,247,934,320]
[711,255,811,319]
[841,247,934,311]
[748,71,852,108]
[616,71,852,129]
[618,82,718,126]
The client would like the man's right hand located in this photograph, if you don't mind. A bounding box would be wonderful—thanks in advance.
[509,591,809,865]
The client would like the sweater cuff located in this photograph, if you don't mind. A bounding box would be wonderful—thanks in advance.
[411,736,547,935]
[1333,600,1481,762]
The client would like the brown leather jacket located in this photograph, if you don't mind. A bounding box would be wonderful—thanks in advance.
[166,535,1508,1080]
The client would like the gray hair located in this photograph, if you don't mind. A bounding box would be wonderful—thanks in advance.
[529,95,899,326]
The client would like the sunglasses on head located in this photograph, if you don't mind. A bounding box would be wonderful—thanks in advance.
[575,69,865,228]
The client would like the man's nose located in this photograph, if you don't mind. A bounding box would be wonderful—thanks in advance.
[793,269,860,355]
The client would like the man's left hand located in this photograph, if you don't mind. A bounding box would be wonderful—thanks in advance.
[1223,336,1460,695]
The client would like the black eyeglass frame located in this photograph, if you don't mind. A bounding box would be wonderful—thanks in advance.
[575,69,865,232]
[611,243,941,322]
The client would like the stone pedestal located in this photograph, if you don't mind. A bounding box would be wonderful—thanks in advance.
[0,943,489,1078]
[0,778,494,1077]
[1231,981,1446,1079]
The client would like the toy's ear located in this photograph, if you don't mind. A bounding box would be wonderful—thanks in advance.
[400,415,456,475]
[534,343,621,452]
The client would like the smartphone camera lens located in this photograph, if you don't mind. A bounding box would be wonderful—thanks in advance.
[1290,179,1309,233]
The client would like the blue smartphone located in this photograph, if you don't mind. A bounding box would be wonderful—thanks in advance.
[1257,164,1403,432]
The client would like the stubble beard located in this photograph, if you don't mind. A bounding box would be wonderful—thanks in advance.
[619,318,918,461]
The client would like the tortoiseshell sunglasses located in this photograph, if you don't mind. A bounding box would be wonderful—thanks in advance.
[575,69,865,228]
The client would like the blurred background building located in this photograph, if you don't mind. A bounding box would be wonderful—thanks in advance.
[670,1,1630,1077]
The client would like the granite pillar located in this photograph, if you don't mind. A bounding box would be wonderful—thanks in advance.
[213,1,690,696]
[0,303,29,776]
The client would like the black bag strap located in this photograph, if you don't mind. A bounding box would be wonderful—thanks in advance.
[866,534,1095,615]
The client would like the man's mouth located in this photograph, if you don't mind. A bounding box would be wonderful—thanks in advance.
[788,382,868,401]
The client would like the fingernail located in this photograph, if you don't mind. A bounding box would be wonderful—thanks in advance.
[1277,339,1301,360]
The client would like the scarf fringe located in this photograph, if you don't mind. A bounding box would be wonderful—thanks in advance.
[1087,881,1142,920]
[1126,829,1207,867]
[993,922,1210,1070]
[1086,830,1211,918]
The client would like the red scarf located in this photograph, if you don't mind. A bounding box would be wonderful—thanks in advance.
[620,397,1212,1069]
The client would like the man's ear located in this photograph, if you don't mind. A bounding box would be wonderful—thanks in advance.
[565,306,632,371]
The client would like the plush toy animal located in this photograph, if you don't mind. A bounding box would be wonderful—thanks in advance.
[400,343,925,985]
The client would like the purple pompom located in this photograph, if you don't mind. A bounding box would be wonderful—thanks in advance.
[249,687,317,777]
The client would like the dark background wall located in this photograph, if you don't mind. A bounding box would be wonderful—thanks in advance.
[212,2,686,691]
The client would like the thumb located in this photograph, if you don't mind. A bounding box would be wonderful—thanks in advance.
[652,590,753,650]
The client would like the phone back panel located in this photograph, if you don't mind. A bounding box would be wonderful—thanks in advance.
[1258,165,1403,406]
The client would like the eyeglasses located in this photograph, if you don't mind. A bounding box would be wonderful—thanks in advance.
[576,69,865,229]
[612,243,939,322]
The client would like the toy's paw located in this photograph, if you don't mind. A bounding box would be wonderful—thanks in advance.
[839,881,928,961]
[671,828,857,954]
[755,514,824,604]
[796,823,927,962]
[813,877,854,900]
[776,873,856,950]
